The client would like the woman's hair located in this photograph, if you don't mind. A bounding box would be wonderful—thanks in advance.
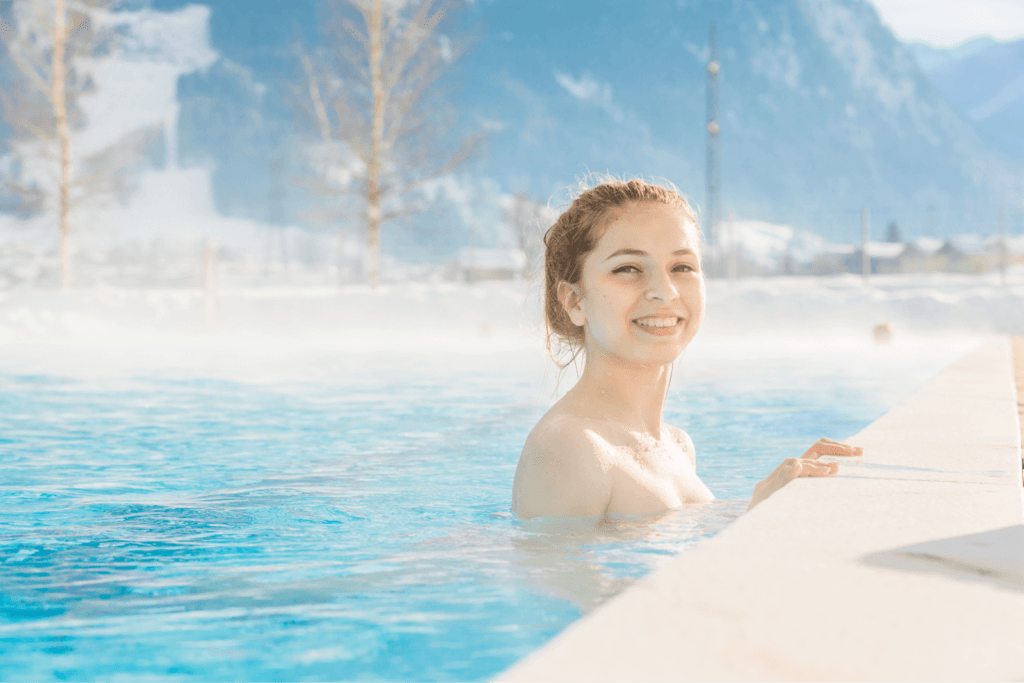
[543,176,699,366]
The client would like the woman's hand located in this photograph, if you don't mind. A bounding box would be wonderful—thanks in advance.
[747,438,863,511]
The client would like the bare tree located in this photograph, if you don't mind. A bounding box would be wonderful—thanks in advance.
[295,0,481,287]
[0,0,154,289]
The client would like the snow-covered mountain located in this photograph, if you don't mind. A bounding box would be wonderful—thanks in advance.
[2,0,1021,263]
[169,0,1022,245]
[473,0,1024,236]
[907,36,1024,162]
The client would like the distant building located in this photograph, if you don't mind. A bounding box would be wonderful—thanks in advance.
[811,245,854,276]
[707,225,1024,279]
[844,242,904,274]
[1008,236,1024,265]
[939,236,992,274]
[897,236,945,273]
[450,248,527,281]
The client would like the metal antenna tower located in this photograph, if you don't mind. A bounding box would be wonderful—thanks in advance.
[705,22,722,250]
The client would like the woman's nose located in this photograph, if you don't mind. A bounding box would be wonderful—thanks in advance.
[646,269,679,301]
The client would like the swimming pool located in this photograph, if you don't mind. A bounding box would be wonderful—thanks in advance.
[0,335,978,680]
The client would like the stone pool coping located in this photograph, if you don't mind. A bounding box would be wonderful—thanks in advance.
[1016,337,1024,485]
[501,336,1024,682]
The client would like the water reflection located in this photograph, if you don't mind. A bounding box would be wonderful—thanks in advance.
[509,500,747,612]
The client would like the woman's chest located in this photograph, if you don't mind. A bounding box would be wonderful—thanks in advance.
[604,440,714,515]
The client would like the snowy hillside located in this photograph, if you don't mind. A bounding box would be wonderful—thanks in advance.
[908,36,1024,161]
[455,0,1018,236]
[1,0,1021,269]
[131,0,1024,252]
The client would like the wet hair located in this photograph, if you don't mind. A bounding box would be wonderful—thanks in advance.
[543,176,699,366]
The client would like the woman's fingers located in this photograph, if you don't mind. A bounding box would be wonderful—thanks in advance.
[751,456,839,510]
[796,460,837,477]
[822,438,862,454]
[802,438,863,459]
[781,458,837,481]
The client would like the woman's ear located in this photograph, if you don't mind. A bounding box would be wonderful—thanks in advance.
[557,281,585,327]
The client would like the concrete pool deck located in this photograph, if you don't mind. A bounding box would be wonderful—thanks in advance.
[502,336,1024,682]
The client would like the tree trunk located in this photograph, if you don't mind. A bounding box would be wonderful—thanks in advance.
[52,0,73,290]
[366,0,384,288]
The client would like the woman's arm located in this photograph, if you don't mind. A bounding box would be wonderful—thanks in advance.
[512,424,613,520]
[747,438,863,511]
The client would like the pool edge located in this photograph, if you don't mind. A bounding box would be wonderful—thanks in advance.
[500,335,1024,682]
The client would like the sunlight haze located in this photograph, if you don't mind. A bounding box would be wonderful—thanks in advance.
[869,0,1024,46]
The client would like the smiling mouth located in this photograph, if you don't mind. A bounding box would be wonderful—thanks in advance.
[632,316,682,330]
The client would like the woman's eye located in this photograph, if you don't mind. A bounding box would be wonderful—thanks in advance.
[673,264,695,273]
[613,265,641,274]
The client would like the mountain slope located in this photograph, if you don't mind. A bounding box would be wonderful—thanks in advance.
[909,37,1024,162]
[5,0,1019,259]
[454,0,1018,239]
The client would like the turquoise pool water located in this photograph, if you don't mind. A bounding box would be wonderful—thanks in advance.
[0,338,975,680]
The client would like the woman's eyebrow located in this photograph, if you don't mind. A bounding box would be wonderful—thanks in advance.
[604,247,697,261]
[604,248,647,260]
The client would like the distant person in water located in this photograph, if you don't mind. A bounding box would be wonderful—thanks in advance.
[511,178,862,519]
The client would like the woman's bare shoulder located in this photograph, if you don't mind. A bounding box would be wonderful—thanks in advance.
[665,424,696,468]
[512,411,613,520]
[528,409,603,444]
[520,411,614,474]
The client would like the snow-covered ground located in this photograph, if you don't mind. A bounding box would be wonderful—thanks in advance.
[0,267,1019,381]
[4,269,1021,339]
[704,268,1024,336]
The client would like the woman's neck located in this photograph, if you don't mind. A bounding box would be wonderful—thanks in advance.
[569,353,672,438]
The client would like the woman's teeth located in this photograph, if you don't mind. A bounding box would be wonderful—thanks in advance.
[634,317,679,328]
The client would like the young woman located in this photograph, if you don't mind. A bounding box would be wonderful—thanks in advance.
[511,178,861,520]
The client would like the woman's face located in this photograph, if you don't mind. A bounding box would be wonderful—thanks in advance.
[567,203,705,367]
